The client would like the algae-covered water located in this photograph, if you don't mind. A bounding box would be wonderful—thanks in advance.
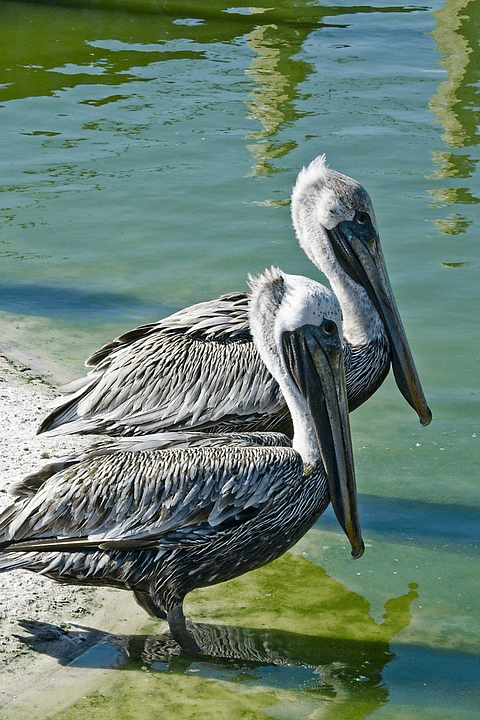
[0,0,479,718]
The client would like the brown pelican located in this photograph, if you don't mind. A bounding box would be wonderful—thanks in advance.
[0,268,363,651]
[38,155,431,438]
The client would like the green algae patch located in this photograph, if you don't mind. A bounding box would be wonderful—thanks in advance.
[41,553,418,720]
[45,674,278,720]
[187,552,418,645]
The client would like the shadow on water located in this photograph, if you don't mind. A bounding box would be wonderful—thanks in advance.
[317,494,480,551]
[359,493,480,548]
[0,282,175,321]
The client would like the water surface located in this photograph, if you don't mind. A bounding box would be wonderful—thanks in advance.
[0,1,479,718]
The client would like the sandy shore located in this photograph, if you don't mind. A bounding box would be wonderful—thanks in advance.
[0,354,144,713]
[0,355,93,638]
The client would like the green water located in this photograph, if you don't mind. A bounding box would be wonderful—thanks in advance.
[0,0,479,718]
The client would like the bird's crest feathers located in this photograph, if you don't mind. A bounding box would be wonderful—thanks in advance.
[291,154,374,232]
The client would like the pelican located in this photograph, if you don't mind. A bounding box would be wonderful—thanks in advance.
[1,268,363,651]
[37,155,431,438]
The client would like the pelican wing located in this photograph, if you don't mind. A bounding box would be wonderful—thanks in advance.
[38,293,284,436]
[0,446,300,552]
[9,431,292,499]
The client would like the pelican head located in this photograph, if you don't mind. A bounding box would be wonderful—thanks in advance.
[291,155,432,427]
[249,267,363,558]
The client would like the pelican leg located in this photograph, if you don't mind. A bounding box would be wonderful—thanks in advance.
[167,605,201,653]
[133,589,167,619]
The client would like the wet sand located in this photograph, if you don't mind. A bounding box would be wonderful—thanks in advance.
[0,355,149,716]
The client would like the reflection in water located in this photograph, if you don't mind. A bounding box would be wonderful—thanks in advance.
[241,4,331,176]
[242,5,426,176]
[15,554,419,719]
[16,608,415,719]
[143,623,394,716]
[245,23,308,175]
[428,0,480,233]
[0,9,205,104]
[0,1,433,179]
[429,0,480,149]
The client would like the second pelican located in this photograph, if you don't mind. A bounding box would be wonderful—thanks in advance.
[38,155,431,438]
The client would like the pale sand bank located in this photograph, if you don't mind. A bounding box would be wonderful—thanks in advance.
[0,354,151,717]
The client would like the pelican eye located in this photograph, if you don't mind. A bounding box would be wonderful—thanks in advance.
[322,319,337,335]
[356,211,370,225]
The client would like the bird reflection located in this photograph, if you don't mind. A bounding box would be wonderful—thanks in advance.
[15,581,419,718]
[143,621,393,688]
[17,619,393,711]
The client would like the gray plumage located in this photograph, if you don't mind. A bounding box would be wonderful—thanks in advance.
[37,155,431,438]
[0,267,363,651]
[10,432,291,499]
